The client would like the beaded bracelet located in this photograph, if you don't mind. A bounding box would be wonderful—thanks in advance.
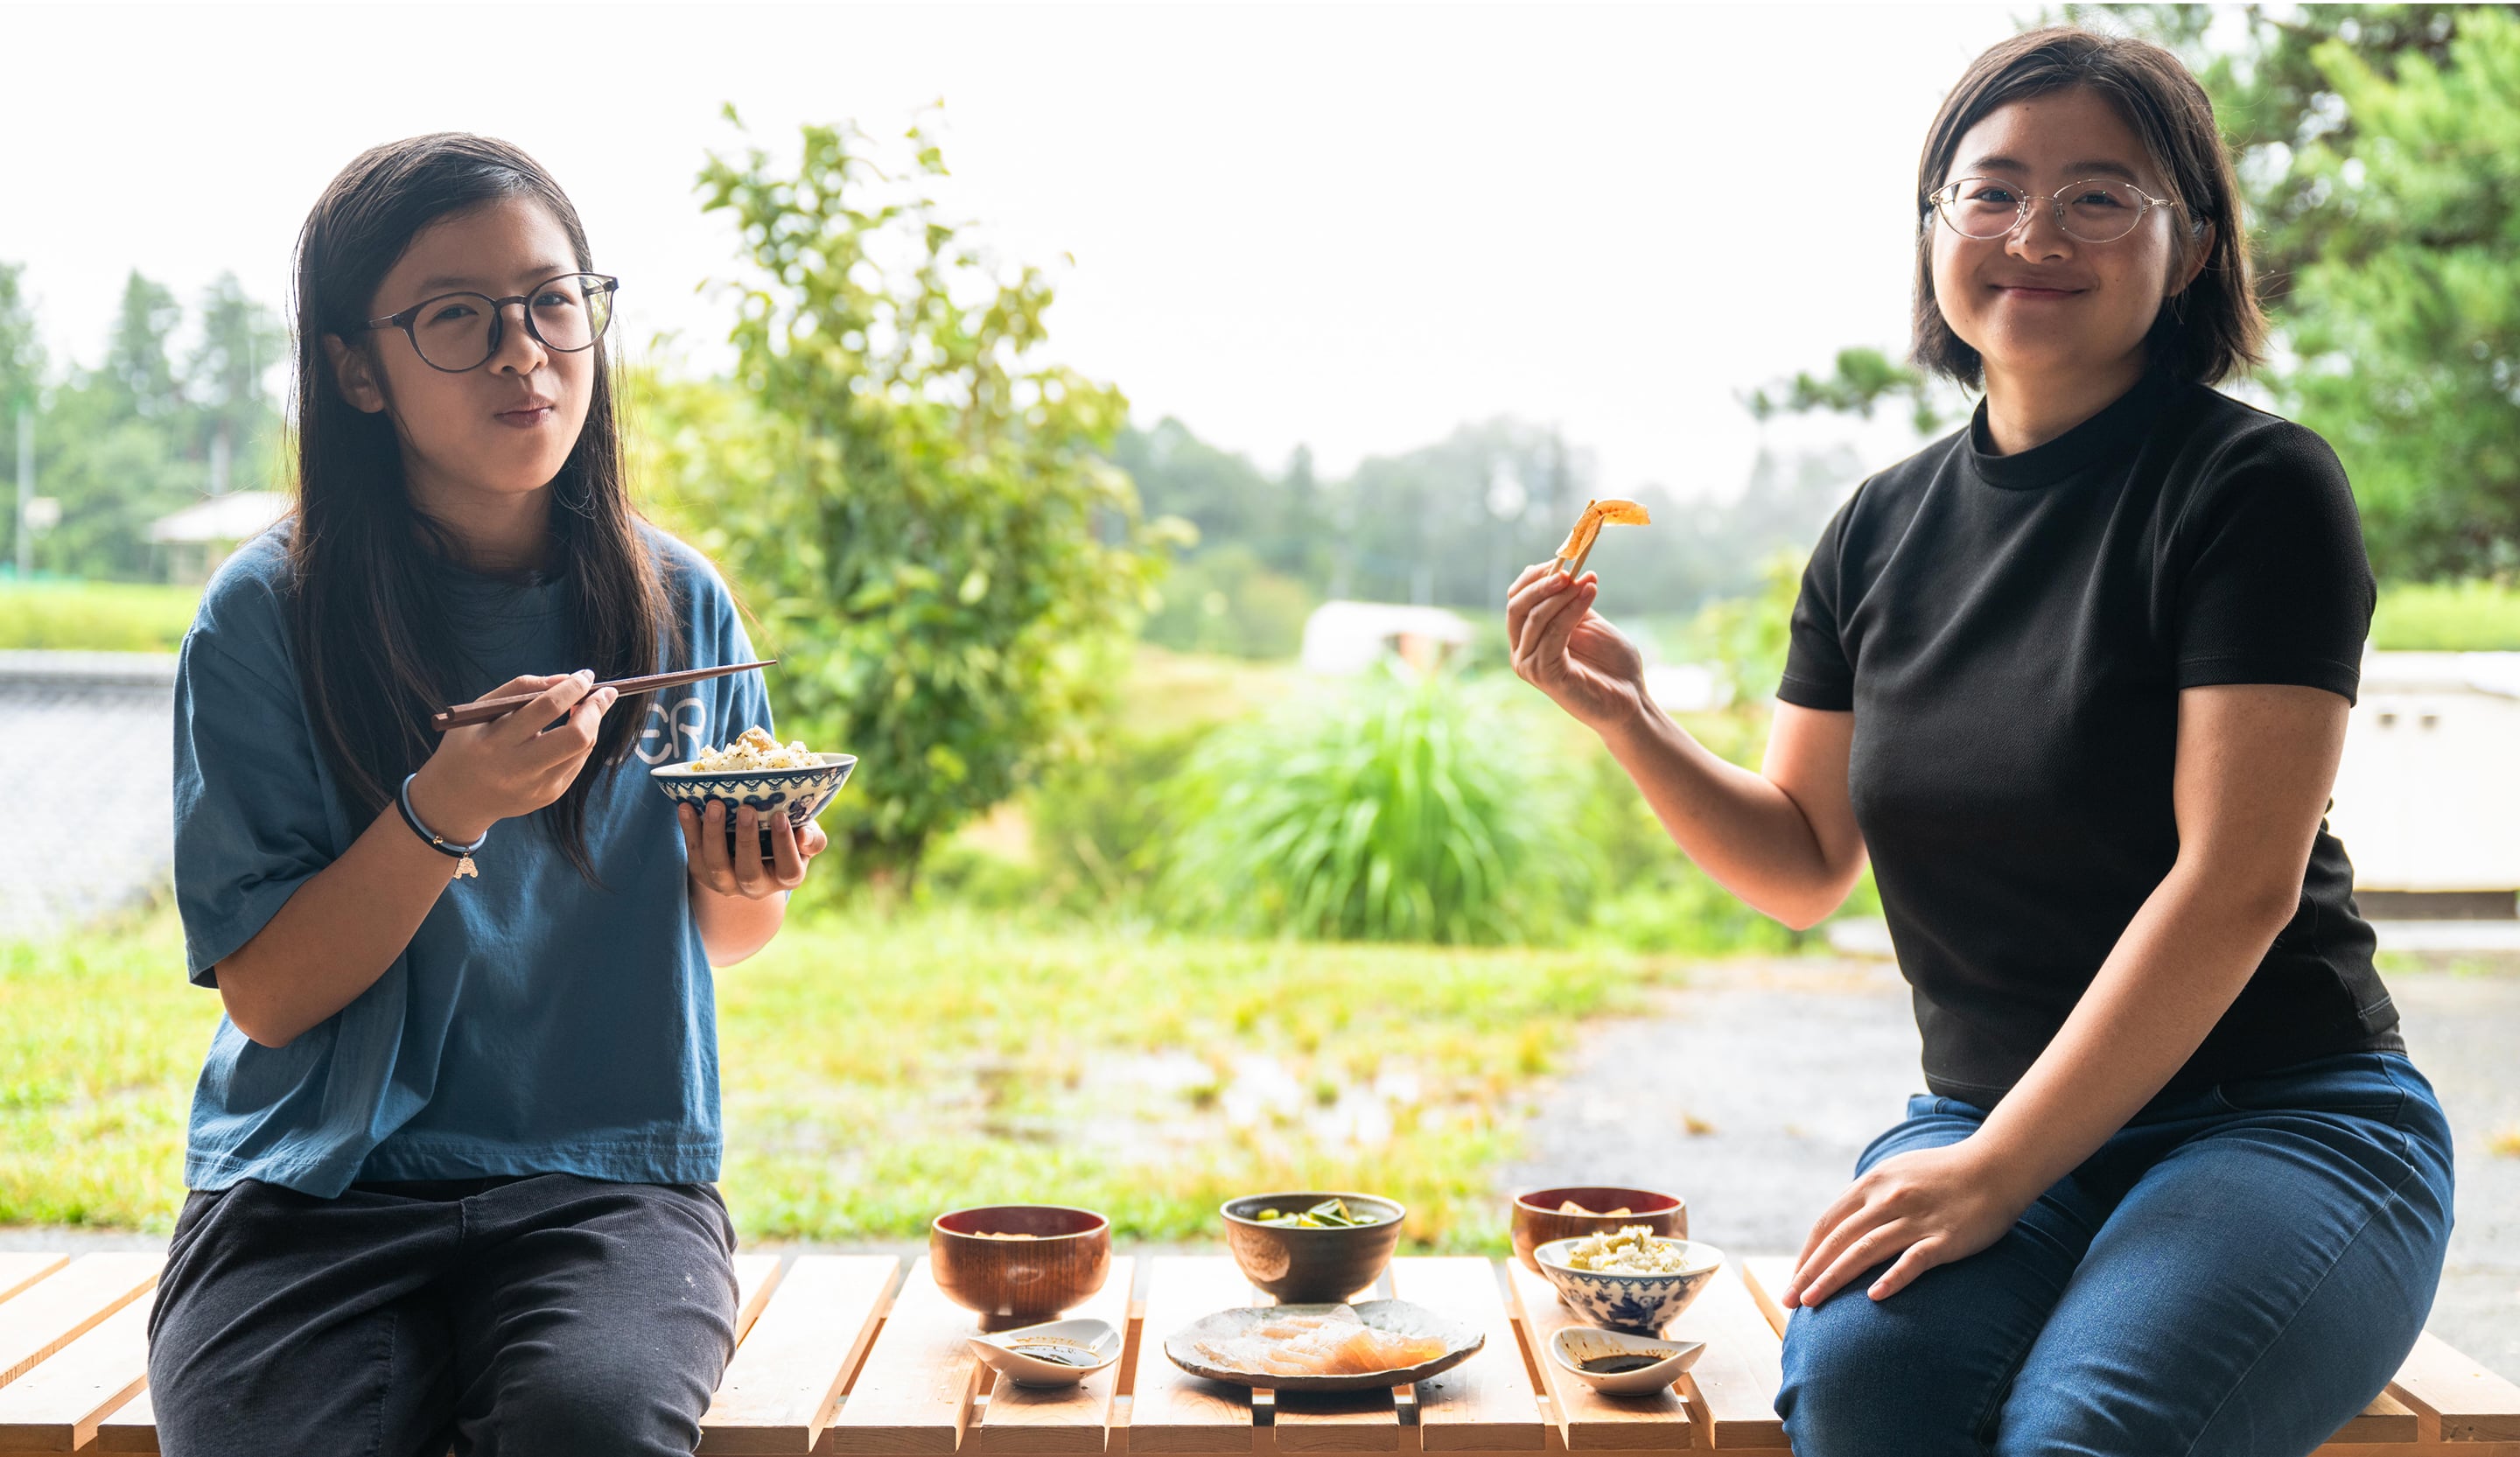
[397,772,486,879]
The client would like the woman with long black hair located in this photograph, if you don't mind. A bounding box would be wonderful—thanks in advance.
[1509,28,2452,1456]
[148,134,822,1454]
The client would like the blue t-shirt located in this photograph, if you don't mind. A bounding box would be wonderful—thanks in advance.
[172,525,769,1196]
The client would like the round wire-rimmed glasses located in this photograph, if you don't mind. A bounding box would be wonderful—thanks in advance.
[1926,177,2183,244]
[356,272,620,373]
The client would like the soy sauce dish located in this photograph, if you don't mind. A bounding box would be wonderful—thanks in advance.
[968,1318,1124,1389]
[1546,1327,1705,1396]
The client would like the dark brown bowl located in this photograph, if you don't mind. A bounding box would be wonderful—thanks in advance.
[931,1205,1113,1332]
[1221,1192,1406,1305]
[1510,1187,1686,1273]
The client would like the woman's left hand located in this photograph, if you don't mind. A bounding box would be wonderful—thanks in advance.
[1782,1139,2033,1308]
[679,802,828,900]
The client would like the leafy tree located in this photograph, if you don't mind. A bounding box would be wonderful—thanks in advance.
[655,112,1166,881]
[188,271,286,493]
[0,263,39,414]
[102,271,183,422]
[1743,347,1960,437]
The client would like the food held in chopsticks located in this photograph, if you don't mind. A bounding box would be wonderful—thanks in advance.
[1189,1305,1452,1377]
[1551,498,1652,578]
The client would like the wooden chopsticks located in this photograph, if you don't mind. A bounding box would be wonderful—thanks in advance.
[430,659,777,732]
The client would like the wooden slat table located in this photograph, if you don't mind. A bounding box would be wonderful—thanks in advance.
[3,1251,2512,1453]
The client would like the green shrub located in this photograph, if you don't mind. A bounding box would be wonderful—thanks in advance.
[1158,668,1593,944]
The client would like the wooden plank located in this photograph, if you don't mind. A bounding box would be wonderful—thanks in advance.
[1737,1260,1792,1341]
[1503,1263,1690,1452]
[2318,1389,2419,1446]
[91,1387,156,1453]
[0,1254,163,1390]
[823,1258,990,1456]
[0,1299,151,1451]
[970,1257,1137,1455]
[0,1261,66,1312]
[1394,1260,1540,1453]
[1664,1263,1785,1449]
[735,1254,788,1348]
[1132,1258,1263,1455]
[700,1255,899,1456]
[2390,1331,2520,1443]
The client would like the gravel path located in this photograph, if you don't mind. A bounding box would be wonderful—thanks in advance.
[1499,954,2520,1382]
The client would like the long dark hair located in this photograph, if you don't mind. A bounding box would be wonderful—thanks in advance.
[1913,26,2267,389]
[288,133,675,881]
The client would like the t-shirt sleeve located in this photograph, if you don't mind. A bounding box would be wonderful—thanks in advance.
[2172,424,2374,704]
[172,633,336,988]
[1778,499,1858,711]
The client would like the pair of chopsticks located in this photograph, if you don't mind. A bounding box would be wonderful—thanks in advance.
[430,660,776,732]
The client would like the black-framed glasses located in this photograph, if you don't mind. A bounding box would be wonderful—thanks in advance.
[1926,178,2183,244]
[357,272,620,373]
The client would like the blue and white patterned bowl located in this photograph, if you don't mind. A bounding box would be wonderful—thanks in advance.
[649,753,858,837]
[1533,1236,1726,1334]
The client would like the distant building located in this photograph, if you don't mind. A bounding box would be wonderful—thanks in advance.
[2329,651,2520,917]
[149,491,289,585]
[1299,601,1474,677]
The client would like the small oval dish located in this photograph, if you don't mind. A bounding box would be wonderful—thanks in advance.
[969,1318,1124,1389]
[1533,1236,1726,1334]
[1546,1326,1704,1396]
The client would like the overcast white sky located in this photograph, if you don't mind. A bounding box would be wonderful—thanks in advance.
[3,1,2044,500]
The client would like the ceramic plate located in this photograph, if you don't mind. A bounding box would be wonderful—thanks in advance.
[1162,1299,1485,1392]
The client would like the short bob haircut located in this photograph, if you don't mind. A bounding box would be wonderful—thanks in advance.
[1912,26,2267,389]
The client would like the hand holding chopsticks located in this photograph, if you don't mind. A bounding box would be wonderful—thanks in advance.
[431,659,777,732]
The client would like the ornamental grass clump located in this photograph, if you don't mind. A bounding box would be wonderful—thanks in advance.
[1158,668,1592,944]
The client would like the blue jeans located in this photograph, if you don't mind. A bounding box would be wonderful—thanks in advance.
[1776,1051,2454,1457]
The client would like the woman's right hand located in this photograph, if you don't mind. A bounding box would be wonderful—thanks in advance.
[405,670,619,843]
[1507,563,1651,732]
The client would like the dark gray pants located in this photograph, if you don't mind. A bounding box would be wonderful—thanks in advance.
[146,1173,739,1457]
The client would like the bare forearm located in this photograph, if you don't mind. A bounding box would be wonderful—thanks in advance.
[1970,864,2296,1199]
[1596,703,1862,927]
[693,886,787,966]
[214,805,466,1047]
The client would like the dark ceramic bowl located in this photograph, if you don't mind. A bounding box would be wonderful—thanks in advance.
[931,1205,1113,1332]
[1220,1192,1406,1305]
[1510,1187,1686,1274]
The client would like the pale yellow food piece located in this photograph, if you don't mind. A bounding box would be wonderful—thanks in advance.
[1557,1201,1635,1217]
[973,1230,1040,1241]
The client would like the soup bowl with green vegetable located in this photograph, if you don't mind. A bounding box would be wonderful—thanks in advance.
[1221,1192,1406,1304]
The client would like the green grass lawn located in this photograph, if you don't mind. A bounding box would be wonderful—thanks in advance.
[0,580,203,652]
[0,902,1687,1250]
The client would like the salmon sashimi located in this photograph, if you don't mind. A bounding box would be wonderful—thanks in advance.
[1194,1306,1452,1377]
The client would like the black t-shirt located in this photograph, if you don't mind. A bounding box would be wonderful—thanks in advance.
[1779,367,2402,1107]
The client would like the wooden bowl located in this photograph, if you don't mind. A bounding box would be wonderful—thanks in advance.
[931,1205,1113,1332]
[1220,1192,1405,1305]
[1510,1187,1686,1274]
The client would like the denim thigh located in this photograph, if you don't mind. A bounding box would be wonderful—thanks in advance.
[1996,1053,2454,1457]
[1779,1095,2113,1457]
[1778,1054,2456,1457]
